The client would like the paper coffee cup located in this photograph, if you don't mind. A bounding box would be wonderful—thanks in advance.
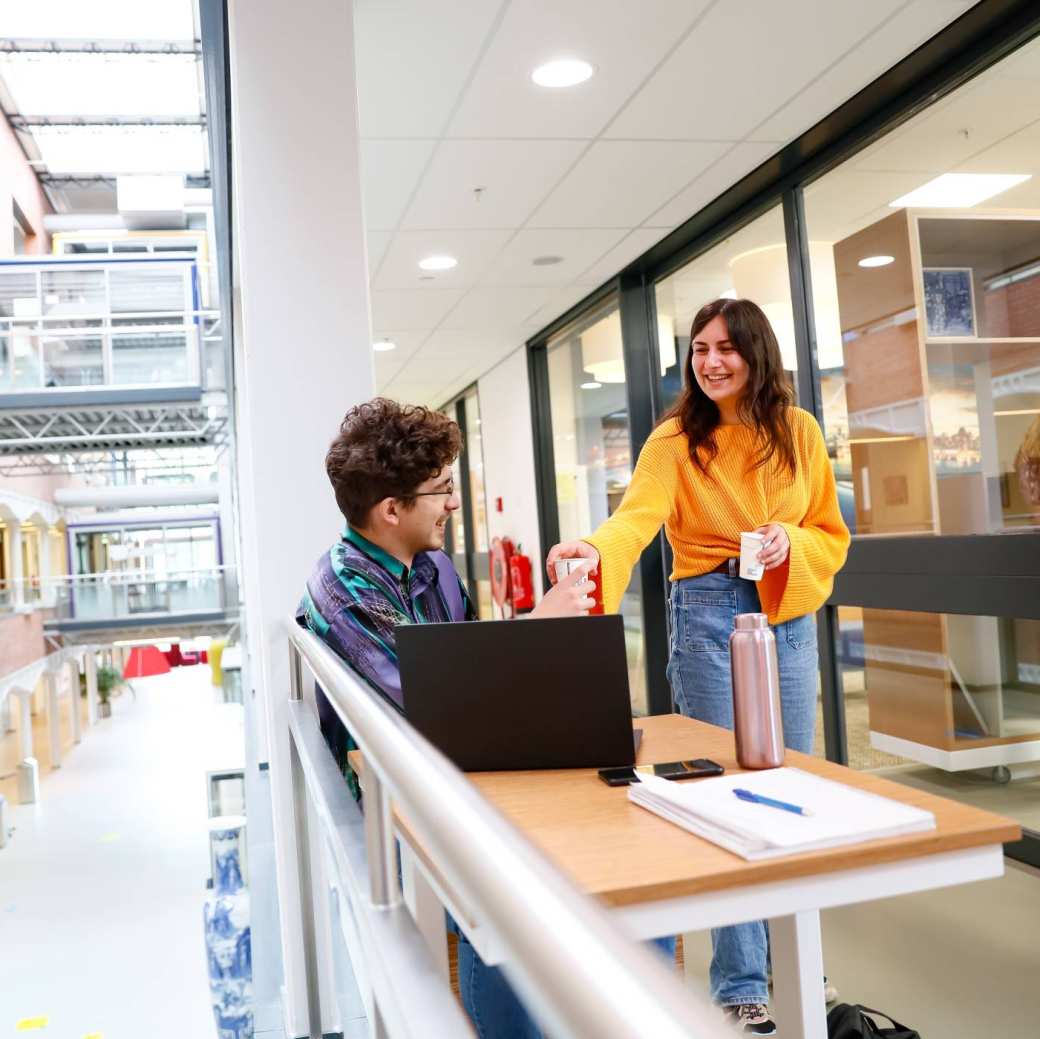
[554,557,592,584]
[739,532,765,581]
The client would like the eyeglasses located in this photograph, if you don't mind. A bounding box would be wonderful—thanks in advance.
[412,481,455,498]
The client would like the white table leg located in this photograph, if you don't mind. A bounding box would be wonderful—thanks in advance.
[768,910,827,1039]
[400,845,450,979]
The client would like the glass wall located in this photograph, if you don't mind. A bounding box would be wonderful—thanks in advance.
[835,604,1040,833]
[546,297,648,714]
[654,206,799,413]
[0,260,199,391]
[803,35,1040,539]
[442,388,493,619]
[801,35,1040,823]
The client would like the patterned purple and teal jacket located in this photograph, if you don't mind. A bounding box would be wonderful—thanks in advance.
[296,526,474,784]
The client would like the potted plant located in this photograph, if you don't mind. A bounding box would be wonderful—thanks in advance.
[96,665,124,718]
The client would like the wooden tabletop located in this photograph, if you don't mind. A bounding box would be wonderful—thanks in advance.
[351,714,1020,908]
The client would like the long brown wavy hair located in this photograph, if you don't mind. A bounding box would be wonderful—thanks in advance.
[660,298,795,476]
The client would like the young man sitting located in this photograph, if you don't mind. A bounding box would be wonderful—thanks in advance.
[297,397,596,1038]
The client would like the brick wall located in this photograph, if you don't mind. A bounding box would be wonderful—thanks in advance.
[0,611,45,676]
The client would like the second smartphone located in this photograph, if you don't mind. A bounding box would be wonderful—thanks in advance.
[598,759,724,786]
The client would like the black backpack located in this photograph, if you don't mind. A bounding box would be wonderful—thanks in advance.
[827,1003,921,1039]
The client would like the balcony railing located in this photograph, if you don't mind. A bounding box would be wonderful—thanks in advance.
[38,566,233,623]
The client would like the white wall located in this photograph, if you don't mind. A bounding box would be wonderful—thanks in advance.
[477,346,545,598]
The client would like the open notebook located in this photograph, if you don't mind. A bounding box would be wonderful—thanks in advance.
[628,767,936,861]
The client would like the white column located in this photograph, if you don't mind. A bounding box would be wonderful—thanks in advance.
[45,671,62,769]
[17,690,33,762]
[8,522,23,609]
[1,693,13,734]
[68,659,82,744]
[85,649,99,726]
[15,691,38,804]
[226,1,373,1034]
[38,525,53,607]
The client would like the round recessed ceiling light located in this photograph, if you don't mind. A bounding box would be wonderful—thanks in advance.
[580,381,602,390]
[531,58,594,89]
[858,254,895,268]
[418,254,457,272]
[373,339,396,353]
[532,254,564,266]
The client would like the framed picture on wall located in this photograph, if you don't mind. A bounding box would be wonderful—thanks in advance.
[922,267,976,338]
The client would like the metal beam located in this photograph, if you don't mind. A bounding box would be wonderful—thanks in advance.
[11,115,205,128]
[0,38,200,56]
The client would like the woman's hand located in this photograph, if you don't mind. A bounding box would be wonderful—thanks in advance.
[530,565,597,618]
[545,540,600,585]
[754,523,790,570]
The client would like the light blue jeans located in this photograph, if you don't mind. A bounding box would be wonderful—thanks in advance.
[453,924,676,1038]
[666,571,818,1008]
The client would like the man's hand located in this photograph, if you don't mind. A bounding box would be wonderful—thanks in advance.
[754,523,790,570]
[530,564,596,618]
[545,540,600,585]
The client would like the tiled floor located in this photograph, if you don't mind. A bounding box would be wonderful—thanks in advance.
[0,667,238,1039]
[682,861,1038,1038]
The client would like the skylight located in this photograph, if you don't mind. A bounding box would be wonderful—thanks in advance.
[32,125,207,176]
[0,53,201,119]
[2,0,195,41]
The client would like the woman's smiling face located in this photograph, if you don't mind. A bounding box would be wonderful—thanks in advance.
[690,313,750,413]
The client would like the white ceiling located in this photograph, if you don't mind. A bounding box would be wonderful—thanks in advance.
[360,0,977,407]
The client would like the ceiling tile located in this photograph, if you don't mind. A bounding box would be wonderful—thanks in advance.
[529,140,729,227]
[606,0,905,141]
[643,141,778,227]
[572,228,669,286]
[401,139,586,229]
[361,139,436,230]
[440,287,554,330]
[366,231,394,270]
[446,0,710,138]
[374,228,514,290]
[355,0,504,137]
[750,0,977,142]
[480,228,629,286]
[370,289,464,329]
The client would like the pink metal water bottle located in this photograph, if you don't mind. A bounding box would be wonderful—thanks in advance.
[729,613,785,769]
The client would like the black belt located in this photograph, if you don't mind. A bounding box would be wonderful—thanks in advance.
[711,558,739,577]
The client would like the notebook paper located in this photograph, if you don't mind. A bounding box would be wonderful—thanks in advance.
[628,767,935,860]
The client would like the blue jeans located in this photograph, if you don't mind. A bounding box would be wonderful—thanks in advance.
[665,571,818,1007]
[453,918,676,1038]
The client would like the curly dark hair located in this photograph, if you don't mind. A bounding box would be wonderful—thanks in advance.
[325,398,462,526]
[660,297,796,477]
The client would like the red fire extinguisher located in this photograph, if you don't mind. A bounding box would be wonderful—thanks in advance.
[508,549,535,615]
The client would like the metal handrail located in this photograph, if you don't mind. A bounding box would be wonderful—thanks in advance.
[286,620,726,1039]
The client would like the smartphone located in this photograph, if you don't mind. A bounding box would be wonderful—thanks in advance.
[597,759,724,786]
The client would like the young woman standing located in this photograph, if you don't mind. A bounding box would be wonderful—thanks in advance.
[547,297,850,1036]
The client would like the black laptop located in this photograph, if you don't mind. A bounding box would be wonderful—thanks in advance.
[395,614,637,771]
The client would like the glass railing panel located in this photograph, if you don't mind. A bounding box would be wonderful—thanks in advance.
[47,568,229,622]
[41,333,105,386]
[111,329,191,384]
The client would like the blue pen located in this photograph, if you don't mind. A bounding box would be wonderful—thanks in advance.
[733,788,813,816]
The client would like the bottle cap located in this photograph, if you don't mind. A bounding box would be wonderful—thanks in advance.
[734,612,769,630]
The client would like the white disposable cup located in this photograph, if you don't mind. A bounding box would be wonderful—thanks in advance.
[739,532,765,581]
[553,557,593,584]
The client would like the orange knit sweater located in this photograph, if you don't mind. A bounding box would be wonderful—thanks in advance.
[584,408,850,625]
